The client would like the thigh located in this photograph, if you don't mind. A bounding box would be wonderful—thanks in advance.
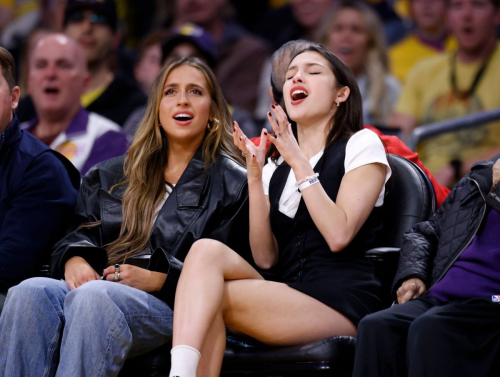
[221,279,356,346]
[67,280,173,357]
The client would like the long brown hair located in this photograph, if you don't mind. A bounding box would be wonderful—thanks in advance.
[106,57,242,264]
[269,43,364,162]
[317,0,392,125]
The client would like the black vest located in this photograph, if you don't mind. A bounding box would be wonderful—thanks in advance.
[269,137,384,282]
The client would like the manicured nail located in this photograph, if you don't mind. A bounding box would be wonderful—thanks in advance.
[239,136,242,141]
[264,131,268,136]
[271,104,275,109]
[274,102,278,106]
[267,111,271,116]
[252,154,255,158]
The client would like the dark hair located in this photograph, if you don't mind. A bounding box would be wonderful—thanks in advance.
[269,43,364,162]
[0,47,16,90]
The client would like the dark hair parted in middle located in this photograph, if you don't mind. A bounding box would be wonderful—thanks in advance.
[269,42,364,163]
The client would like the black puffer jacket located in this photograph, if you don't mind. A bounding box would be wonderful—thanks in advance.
[392,155,500,296]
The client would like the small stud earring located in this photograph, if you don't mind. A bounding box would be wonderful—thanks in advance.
[336,100,340,107]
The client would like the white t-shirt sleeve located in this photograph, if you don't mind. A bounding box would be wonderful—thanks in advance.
[344,129,392,207]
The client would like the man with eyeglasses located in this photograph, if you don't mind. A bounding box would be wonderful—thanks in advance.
[61,0,146,127]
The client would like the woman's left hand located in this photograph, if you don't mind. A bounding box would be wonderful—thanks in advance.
[266,103,305,168]
[103,264,166,293]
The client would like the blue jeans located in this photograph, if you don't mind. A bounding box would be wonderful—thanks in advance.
[0,277,173,377]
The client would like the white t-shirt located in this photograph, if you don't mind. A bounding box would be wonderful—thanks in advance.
[261,129,392,219]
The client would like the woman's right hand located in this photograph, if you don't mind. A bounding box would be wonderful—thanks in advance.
[64,256,101,290]
[233,121,268,183]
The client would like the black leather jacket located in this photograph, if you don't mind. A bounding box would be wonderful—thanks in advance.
[392,155,500,296]
[51,149,250,307]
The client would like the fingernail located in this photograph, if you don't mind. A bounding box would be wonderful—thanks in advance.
[271,105,275,109]
[233,126,236,132]
[267,111,271,116]
[274,102,278,106]
[252,154,255,157]
[239,136,242,141]
[264,131,268,135]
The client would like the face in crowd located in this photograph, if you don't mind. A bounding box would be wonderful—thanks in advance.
[28,35,90,118]
[291,0,334,29]
[447,0,500,53]
[159,64,212,147]
[64,9,118,67]
[175,0,226,25]
[325,7,370,76]
[410,0,448,32]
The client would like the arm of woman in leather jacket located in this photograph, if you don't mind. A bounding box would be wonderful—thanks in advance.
[50,169,108,284]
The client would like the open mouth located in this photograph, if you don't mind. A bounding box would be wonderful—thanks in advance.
[44,87,60,95]
[291,88,309,102]
[173,113,193,121]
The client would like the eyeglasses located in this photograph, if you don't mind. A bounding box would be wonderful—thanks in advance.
[67,11,109,26]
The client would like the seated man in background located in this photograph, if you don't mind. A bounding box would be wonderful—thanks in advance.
[353,155,500,377]
[389,0,500,186]
[267,39,450,207]
[21,33,128,174]
[0,47,79,311]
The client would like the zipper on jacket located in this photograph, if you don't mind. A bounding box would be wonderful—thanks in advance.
[426,177,487,293]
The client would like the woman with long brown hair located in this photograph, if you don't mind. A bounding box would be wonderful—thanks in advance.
[168,44,392,377]
[0,57,250,376]
[317,0,400,128]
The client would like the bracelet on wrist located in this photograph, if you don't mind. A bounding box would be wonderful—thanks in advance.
[298,176,320,192]
[295,172,319,187]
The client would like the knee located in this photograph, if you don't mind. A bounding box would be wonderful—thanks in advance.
[408,312,443,346]
[64,280,118,314]
[357,310,395,340]
[8,277,62,302]
[184,239,228,268]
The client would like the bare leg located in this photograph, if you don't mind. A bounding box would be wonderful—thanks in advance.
[172,239,356,377]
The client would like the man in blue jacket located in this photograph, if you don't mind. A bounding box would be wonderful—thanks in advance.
[0,47,80,311]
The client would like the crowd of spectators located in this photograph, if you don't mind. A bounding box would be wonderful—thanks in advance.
[0,0,497,186]
[0,0,500,375]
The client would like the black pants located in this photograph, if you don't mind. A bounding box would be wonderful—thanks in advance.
[352,295,500,377]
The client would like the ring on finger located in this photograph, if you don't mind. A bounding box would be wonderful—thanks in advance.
[242,151,251,157]
[114,263,120,282]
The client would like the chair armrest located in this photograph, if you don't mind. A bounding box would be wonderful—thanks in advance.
[365,247,400,261]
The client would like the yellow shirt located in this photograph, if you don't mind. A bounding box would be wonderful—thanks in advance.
[389,34,457,83]
[81,85,108,108]
[0,0,37,18]
[396,42,500,173]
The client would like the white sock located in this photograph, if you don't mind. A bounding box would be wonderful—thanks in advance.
[169,345,201,377]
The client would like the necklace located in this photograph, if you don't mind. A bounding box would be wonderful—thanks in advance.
[449,50,494,100]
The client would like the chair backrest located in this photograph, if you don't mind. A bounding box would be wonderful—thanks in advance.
[380,154,436,247]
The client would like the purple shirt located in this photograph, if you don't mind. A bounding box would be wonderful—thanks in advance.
[429,208,500,302]
[21,108,128,175]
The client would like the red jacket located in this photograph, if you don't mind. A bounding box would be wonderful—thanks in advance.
[251,126,450,207]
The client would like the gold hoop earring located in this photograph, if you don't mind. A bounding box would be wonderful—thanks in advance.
[208,118,220,132]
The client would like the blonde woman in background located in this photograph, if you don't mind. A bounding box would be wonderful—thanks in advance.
[318,0,400,127]
[0,57,251,377]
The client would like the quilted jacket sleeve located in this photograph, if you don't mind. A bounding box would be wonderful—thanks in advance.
[391,182,460,295]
